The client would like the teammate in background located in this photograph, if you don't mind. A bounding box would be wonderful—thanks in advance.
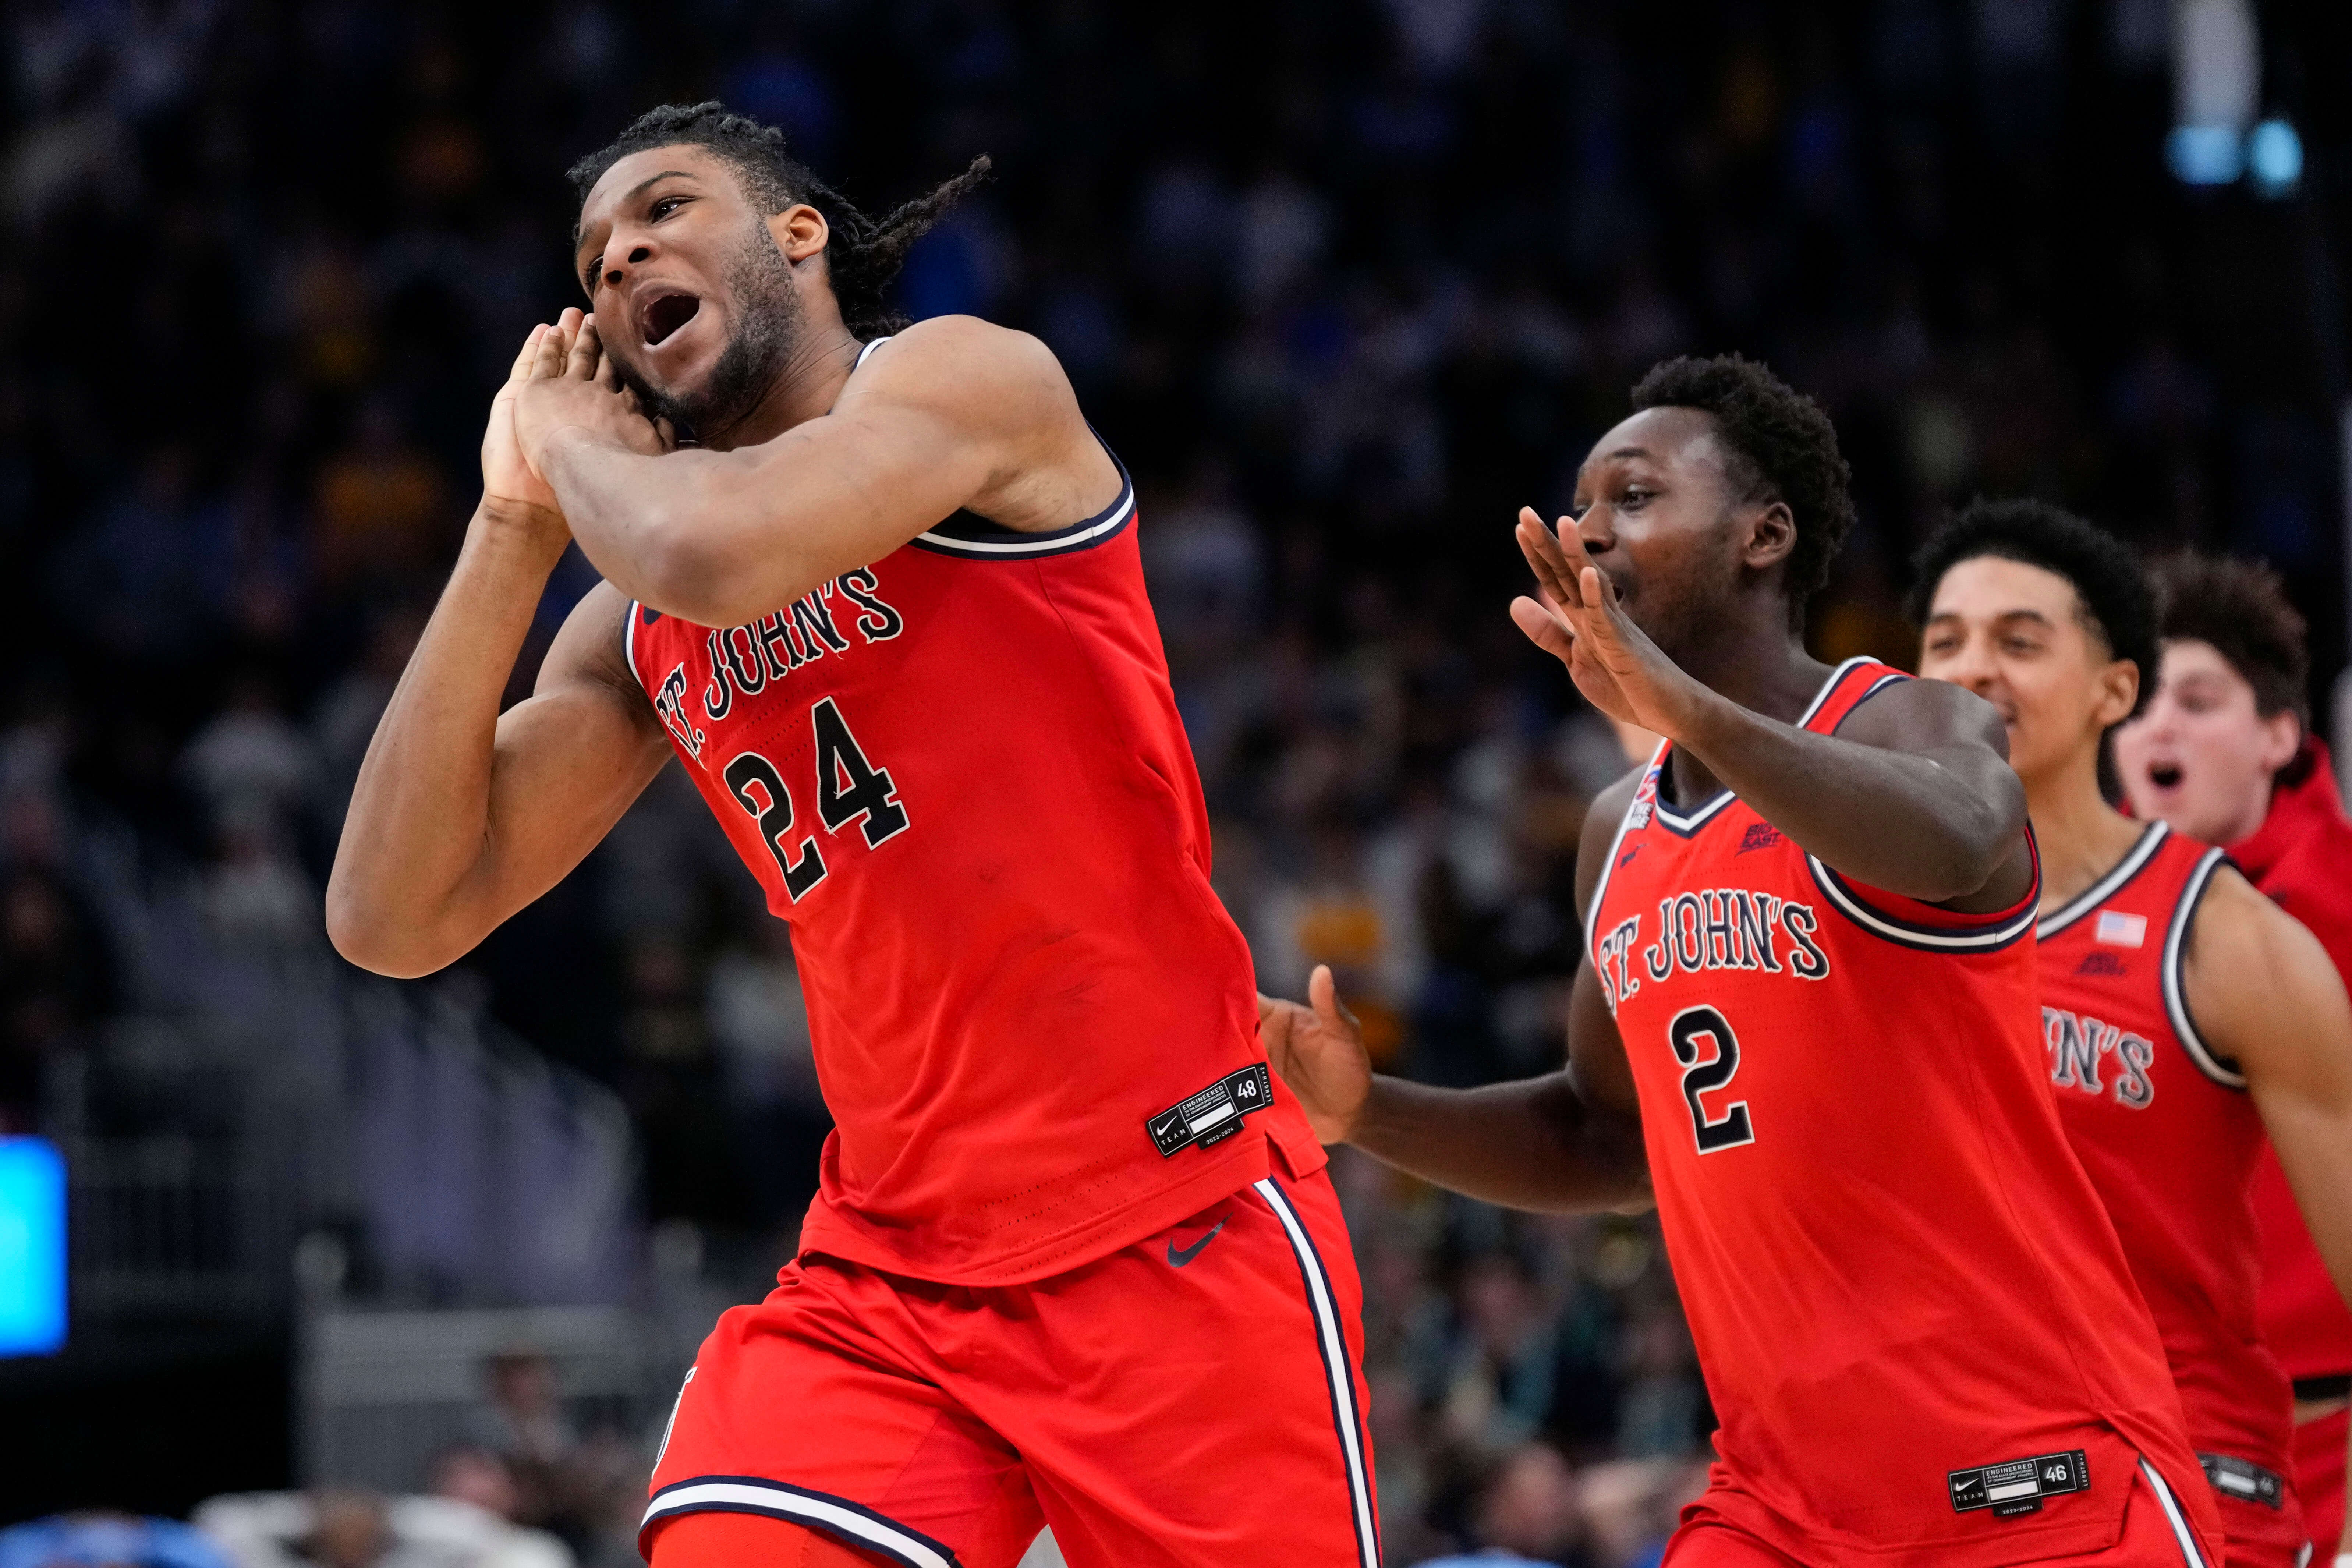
[1911,500,2352,1568]
[2118,553,2352,1562]
[327,104,1377,1568]
[1264,355,2222,1566]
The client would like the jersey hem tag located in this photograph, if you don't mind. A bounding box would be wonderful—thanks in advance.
[1147,1064,1273,1157]
[2197,1451,2286,1509]
[1948,1450,2088,1518]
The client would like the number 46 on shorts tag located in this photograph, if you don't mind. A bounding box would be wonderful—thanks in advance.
[1948,1450,2088,1518]
[1147,1064,1273,1157]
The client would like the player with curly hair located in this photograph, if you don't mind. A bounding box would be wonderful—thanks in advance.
[329,104,1378,1568]
[2118,552,2352,1564]
[1914,503,2352,1568]
[1264,359,2222,1565]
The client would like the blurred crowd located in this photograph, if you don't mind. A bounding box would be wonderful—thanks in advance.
[3,0,2344,1562]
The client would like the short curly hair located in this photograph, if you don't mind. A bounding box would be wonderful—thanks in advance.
[2147,551,2310,723]
[1629,354,1856,625]
[568,102,990,340]
[1903,498,2160,719]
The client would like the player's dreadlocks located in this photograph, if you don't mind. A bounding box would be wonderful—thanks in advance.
[1904,498,2160,719]
[1630,355,1856,627]
[567,102,991,340]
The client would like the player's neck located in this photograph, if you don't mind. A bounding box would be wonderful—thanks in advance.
[1677,624,1826,728]
[697,324,865,450]
[1662,623,1828,806]
[2027,756,2144,912]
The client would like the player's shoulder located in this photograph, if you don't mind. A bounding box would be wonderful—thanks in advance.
[1832,664,2002,751]
[859,315,1066,387]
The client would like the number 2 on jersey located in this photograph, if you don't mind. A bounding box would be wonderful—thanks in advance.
[1668,1005,1755,1154]
[721,698,908,904]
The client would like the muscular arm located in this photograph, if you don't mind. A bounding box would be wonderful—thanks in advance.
[2190,871,2352,1476]
[325,528,670,978]
[1673,677,2034,909]
[1262,772,1652,1213]
[523,315,1119,629]
[1512,513,2031,909]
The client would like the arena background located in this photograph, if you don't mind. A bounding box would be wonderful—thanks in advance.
[2,2,2350,1564]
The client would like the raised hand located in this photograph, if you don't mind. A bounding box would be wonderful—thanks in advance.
[1257,965,1372,1145]
[1508,506,1705,740]
[511,307,674,474]
[482,321,566,517]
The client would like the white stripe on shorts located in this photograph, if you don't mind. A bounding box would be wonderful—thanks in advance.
[2139,1458,2213,1567]
[1253,1177,1379,1568]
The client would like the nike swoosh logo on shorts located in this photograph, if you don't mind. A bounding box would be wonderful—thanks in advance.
[1166,1218,1227,1267]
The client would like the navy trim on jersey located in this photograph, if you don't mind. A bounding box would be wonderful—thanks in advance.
[623,599,643,684]
[1805,848,2041,953]
[1253,1178,1381,1568]
[2037,821,2172,939]
[641,1475,960,1568]
[845,335,1137,560]
[1651,788,1735,837]
[1797,656,1881,731]
[1643,661,1886,838]
[910,446,1136,560]
[2162,847,2244,1090]
[1825,671,1908,734]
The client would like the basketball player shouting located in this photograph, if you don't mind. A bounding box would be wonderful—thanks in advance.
[1263,357,2221,1566]
[2119,552,2352,1563]
[1912,500,2352,1568]
[329,105,1377,1568]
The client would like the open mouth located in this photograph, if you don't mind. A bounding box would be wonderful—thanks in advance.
[2148,763,2183,789]
[640,291,701,347]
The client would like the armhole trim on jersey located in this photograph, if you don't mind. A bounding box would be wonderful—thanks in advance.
[1804,839,2041,954]
[1583,740,1670,957]
[623,599,644,687]
[2037,820,2171,939]
[640,1475,959,1568]
[1824,671,1909,735]
[1794,655,1878,732]
[911,435,1136,560]
[2163,846,2245,1090]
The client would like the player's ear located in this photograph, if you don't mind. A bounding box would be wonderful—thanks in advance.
[2094,659,2140,730]
[771,203,829,265]
[1742,499,1797,573]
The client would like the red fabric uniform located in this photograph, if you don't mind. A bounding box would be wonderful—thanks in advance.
[1585,658,2218,1567]
[2230,740,2352,1554]
[2038,821,2306,1566]
[625,339,1376,1567]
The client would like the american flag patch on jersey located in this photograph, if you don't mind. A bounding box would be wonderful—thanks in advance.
[2095,910,2147,948]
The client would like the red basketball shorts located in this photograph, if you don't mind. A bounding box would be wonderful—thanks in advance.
[640,1166,1378,1568]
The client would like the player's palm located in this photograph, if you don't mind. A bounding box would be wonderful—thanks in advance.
[482,323,563,515]
[1258,965,1371,1145]
[1508,507,1701,738]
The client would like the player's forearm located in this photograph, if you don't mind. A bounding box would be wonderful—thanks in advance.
[1675,693,2024,901]
[326,502,566,975]
[1348,1072,1651,1213]
[541,433,842,627]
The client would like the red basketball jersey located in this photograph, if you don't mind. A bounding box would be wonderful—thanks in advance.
[1584,658,2213,1566]
[624,341,1319,1285]
[2038,822,2305,1552]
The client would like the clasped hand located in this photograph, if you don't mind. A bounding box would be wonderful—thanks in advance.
[481,307,673,528]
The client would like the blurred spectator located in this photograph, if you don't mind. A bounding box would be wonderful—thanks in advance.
[1412,1441,1582,1567]
[0,862,113,1129]
[193,1489,567,1568]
